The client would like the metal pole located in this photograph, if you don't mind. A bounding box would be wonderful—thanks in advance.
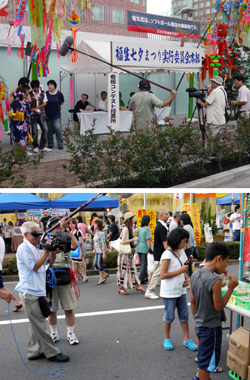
[144,193,146,210]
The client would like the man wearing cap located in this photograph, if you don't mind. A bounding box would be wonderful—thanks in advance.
[197,76,227,140]
[128,80,177,130]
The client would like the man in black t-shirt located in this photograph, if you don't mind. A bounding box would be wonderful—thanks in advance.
[106,215,120,250]
[40,210,51,232]
[145,209,169,300]
[73,93,98,122]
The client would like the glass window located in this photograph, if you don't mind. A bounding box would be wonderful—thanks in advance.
[194,11,198,16]
[182,13,187,19]
[130,0,139,3]
[205,0,210,6]
[200,16,204,21]
[205,8,210,14]
[143,0,146,7]
[112,8,125,24]
[92,4,105,21]
[193,3,198,9]
[199,9,204,15]
[177,0,182,6]
[199,1,204,7]
[182,0,187,5]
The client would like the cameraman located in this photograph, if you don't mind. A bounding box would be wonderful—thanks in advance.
[16,222,69,362]
[46,218,79,345]
[128,80,177,129]
[197,76,227,139]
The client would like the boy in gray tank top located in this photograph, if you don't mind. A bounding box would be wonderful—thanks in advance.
[190,242,238,380]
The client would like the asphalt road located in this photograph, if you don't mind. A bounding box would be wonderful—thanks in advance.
[0,263,244,380]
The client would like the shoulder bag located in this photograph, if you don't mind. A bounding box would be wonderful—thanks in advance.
[71,241,81,259]
[220,88,231,123]
[112,228,132,255]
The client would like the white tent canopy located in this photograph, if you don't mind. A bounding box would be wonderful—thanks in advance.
[60,39,203,75]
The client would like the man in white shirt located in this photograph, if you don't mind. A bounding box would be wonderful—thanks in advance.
[232,74,250,119]
[197,76,226,139]
[98,91,107,111]
[169,212,181,233]
[230,205,241,241]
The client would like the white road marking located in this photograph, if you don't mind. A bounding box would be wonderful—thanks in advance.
[0,302,192,326]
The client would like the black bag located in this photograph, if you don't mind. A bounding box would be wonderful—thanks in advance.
[220,88,231,123]
[38,296,51,318]
[54,268,71,285]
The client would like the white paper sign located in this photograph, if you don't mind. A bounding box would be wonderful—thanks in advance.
[112,41,203,70]
[107,72,120,130]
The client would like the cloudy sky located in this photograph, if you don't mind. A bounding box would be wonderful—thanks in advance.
[147,0,171,15]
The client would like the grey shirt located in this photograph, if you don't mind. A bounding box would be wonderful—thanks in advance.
[191,268,222,328]
[169,220,178,233]
[128,91,163,129]
[184,224,195,249]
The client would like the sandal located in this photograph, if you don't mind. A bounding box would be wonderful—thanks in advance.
[13,304,23,312]
[183,340,197,351]
[95,280,106,285]
[163,339,173,351]
[214,367,223,373]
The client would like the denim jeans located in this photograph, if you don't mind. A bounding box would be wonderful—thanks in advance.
[162,294,189,324]
[233,230,240,241]
[137,252,148,281]
[47,118,63,149]
[93,252,104,273]
[31,112,48,149]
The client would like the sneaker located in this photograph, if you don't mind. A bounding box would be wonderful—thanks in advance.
[33,147,39,153]
[48,353,69,363]
[51,333,59,342]
[41,147,52,152]
[67,332,79,345]
[27,152,33,156]
[59,146,64,150]
[145,291,159,300]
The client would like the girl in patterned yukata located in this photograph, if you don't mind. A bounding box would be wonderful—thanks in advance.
[9,86,31,154]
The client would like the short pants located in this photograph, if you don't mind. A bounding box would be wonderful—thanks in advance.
[196,326,222,372]
[162,294,189,324]
[48,284,77,312]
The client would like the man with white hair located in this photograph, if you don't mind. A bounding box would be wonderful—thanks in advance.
[16,221,69,362]
[169,212,181,234]
[145,209,169,300]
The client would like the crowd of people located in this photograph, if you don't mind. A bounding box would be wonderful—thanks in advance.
[0,208,240,380]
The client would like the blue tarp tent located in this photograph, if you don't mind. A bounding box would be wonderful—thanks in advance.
[0,193,51,211]
[50,193,119,211]
[216,193,240,205]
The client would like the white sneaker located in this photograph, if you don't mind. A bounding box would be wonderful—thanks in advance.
[51,333,59,342]
[27,152,33,156]
[67,332,79,345]
[33,147,39,153]
[145,291,159,300]
[41,147,52,152]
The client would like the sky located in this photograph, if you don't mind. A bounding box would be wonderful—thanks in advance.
[147,0,172,15]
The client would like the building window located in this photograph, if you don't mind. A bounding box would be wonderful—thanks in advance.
[199,10,204,15]
[193,3,198,9]
[205,0,210,6]
[143,0,146,7]
[182,0,187,5]
[205,8,210,14]
[92,4,105,21]
[194,11,198,16]
[177,0,182,6]
[199,1,204,7]
[200,16,204,22]
[112,8,125,24]
[130,0,139,3]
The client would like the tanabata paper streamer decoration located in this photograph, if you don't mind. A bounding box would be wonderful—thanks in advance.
[6,20,14,40]
[69,74,73,107]
[69,11,80,62]
[17,34,25,59]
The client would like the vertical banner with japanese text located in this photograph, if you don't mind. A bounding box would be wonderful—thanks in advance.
[244,195,250,261]
[107,72,120,130]
[181,203,201,246]
[173,193,184,213]
[137,209,157,245]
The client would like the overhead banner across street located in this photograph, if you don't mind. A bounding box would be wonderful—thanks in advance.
[127,10,201,39]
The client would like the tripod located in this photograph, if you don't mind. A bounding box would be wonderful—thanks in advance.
[189,101,206,141]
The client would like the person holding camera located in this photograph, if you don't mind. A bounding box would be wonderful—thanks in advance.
[16,221,69,362]
[197,76,227,139]
[128,80,177,130]
[46,217,79,345]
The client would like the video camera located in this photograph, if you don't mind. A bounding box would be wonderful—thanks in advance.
[186,87,207,102]
[31,230,72,253]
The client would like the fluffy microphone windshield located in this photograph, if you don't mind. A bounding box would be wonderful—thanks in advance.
[59,36,75,56]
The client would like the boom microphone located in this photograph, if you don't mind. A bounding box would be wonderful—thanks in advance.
[59,36,74,56]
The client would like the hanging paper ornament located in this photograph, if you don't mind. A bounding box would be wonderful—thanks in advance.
[69,10,80,24]
[6,20,14,40]
[69,74,73,107]
[68,11,80,62]
[17,34,25,59]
